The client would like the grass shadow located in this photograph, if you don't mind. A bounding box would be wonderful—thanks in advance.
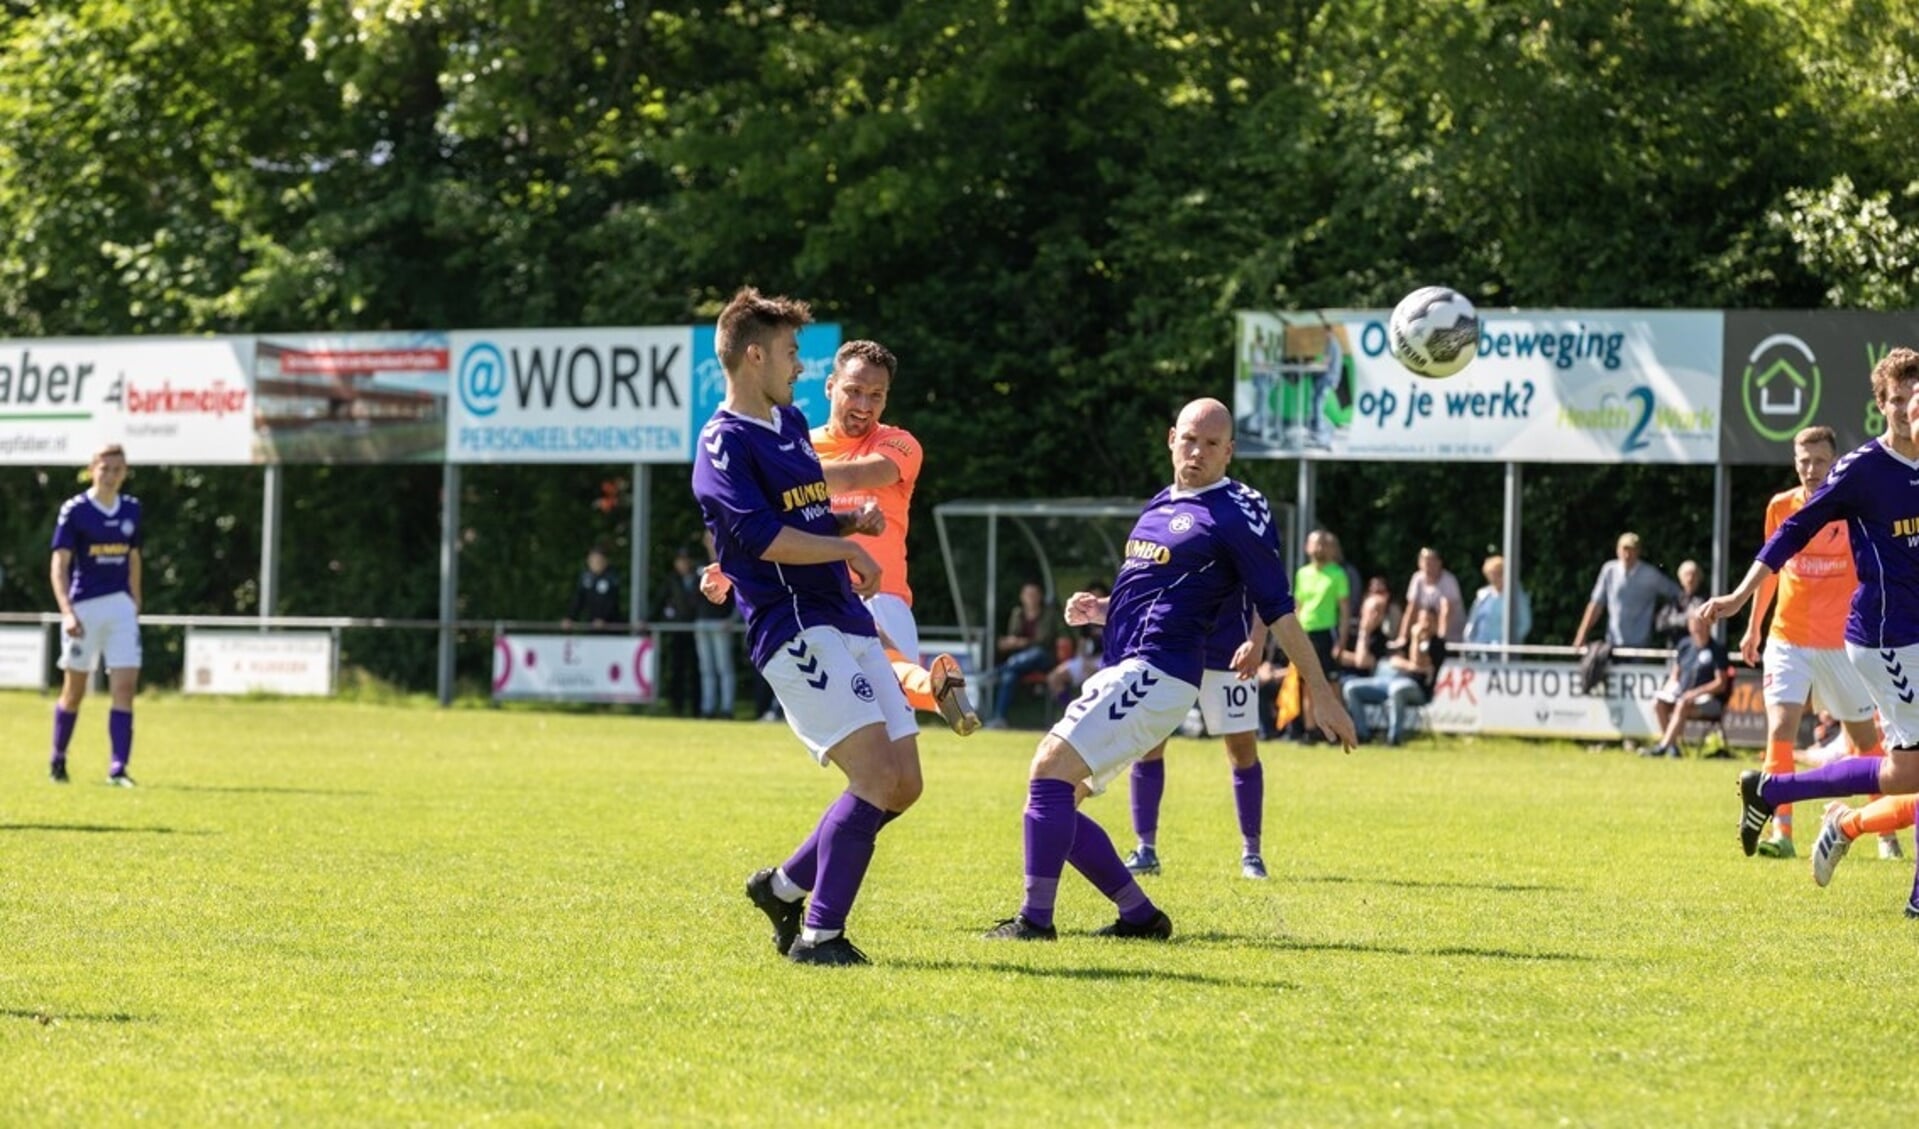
[165,785,373,797]
[1179,931,1592,963]
[1289,874,1569,894]
[2,1008,148,1025]
[0,823,212,836]
[897,956,1297,990]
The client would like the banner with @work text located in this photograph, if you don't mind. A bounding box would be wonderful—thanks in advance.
[1232,310,1723,464]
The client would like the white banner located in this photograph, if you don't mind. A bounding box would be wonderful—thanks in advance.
[0,337,257,465]
[447,328,697,463]
[1422,658,1665,740]
[0,625,48,689]
[184,630,336,696]
[492,632,657,704]
[1233,310,1723,463]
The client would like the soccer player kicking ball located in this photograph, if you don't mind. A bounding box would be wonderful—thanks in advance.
[1735,425,1895,861]
[1701,348,1919,915]
[984,399,1357,942]
[1124,594,1273,880]
[700,338,980,735]
[49,443,145,787]
[692,288,922,967]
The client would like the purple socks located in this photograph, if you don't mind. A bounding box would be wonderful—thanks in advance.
[51,705,77,767]
[1019,778,1079,929]
[108,709,133,775]
[1234,761,1263,857]
[1066,812,1158,924]
[1759,756,1884,807]
[1130,759,1165,848]
[781,809,900,893]
[802,792,888,934]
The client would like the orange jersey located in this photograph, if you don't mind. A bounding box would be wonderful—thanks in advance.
[1765,486,1855,648]
[811,422,922,605]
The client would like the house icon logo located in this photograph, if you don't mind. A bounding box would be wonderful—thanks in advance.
[1741,333,1821,442]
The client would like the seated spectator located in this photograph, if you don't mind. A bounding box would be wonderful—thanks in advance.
[1464,554,1533,652]
[1398,547,1465,646]
[986,581,1059,728]
[1046,582,1109,705]
[1338,576,1395,679]
[1343,605,1447,747]
[1640,610,1733,758]
[1655,559,1706,647]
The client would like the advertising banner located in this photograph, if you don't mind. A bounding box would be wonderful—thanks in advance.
[253,332,449,463]
[0,337,256,465]
[1422,659,1666,740]
[0,625,48,689]
[447,325,839,464]
[1233,310,1723,463]
[184,630,336,696]
[1718,312,1919,465]
[492,632,657,703]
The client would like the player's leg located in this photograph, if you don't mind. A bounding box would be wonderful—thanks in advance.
[986,661,1190,940]
[1756,640,1814,847]
[1812,794,1918,886]
[1222,730,1265,879]
[100,594,142,785]
[1740,643,1919,857]
[50,668,87,784]
[1125,741,1167,876]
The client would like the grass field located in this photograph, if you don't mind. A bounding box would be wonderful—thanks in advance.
[4,693,1916,1126]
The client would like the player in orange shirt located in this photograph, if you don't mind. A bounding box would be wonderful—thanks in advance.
[703,340,980,735]
[1739,425,1902,860]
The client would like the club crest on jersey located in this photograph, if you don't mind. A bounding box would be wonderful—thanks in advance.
[1169,514,1194,533]
[852,674,876,702]
[121,520,134,535]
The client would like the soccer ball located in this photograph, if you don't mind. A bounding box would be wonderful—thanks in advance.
[1388,286,1479,379]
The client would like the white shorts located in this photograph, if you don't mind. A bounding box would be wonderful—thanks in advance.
[1198,668,1260,736]
[762,626,917,764]
[58,592,142,673]
[1849,642,1919,748]
[864,593,920,665]
[1764,638,1875,721]
[1047,658,1199,796]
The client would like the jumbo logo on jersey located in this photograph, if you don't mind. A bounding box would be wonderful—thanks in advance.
[1126,538,1172,565]
[1893,515,1919,545]
[87,543,132,558]
[780,481,831,513]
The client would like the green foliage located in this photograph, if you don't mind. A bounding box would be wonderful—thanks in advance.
[1,0,1912,675]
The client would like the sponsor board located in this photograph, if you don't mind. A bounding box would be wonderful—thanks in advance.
[1424,659,1665,739]
[185,630,336,696]
[1234,310,1722,464]
[1719,311,1919,464]
[492,632,657,703]
[447,325,839,463]
[0,625,49,689]
[254,332,450,463]
[0,338,256,465]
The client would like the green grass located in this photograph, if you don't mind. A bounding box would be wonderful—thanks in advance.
[3,693,1915,1126]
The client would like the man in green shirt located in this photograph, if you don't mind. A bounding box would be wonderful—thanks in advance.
[1287,530,1352,740]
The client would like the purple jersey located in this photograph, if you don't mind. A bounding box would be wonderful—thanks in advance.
[51,491,143,603]
[1203,590,1255,671]
[1104,478,1295,688]
[691,405,875,669]
[1758,439,1919,648]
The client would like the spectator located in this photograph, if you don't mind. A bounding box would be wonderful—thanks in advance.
[1046,581,1109,706]
[1640,610,1733,758]
[655,546,702,717]
[1286,530,1352,741]
[1572,532,1684,653]
[1322,531,1364,624]
[563,543,621,630]
[1655,559,1706,647]
[1338,576,1395,679]
[986,581,1059,729]
[1464,554,1533,650]
[695,531,738,719]
[1343,604,1448,747]
[1397,547,1465,646]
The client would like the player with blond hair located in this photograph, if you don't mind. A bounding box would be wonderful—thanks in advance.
[1737,424,1895,860]
[49,443,145,787]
